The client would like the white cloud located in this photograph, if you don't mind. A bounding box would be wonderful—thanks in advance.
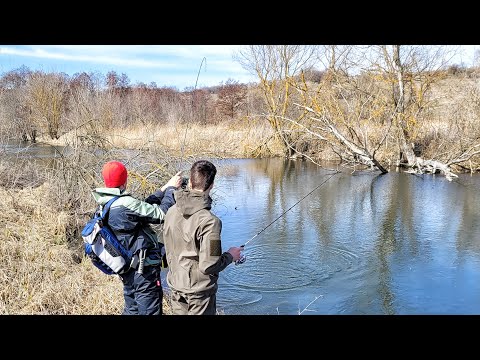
[0,45,251,75]
[9,45,244,62]
[0,46,180,68]
[4,45,475,89]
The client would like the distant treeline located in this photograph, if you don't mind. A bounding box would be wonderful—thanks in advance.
[2,45,480,181]
[0,66,268,142]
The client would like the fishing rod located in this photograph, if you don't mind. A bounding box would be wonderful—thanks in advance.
[137,58,206,191]
[235,171,339,265]
[180,56,207,160]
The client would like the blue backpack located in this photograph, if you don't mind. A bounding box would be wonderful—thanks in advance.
[81,196,133,275]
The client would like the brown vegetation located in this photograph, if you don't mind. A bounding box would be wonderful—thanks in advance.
[0,116,275,314]
[234,45,480,179]
[0,184,124,314]
[1,46,479,314]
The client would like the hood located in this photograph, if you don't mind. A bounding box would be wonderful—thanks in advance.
[174,188,211,216]
[92,187,129,205]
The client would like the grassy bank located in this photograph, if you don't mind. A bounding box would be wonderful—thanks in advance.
[0,185,126,314]
[0,120,279,315]
[44,120,282,158]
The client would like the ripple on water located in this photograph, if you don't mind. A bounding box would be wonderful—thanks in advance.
[217,285,263,307]
[222,242,360,292]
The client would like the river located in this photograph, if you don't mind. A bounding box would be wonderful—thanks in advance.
[4,141,480,315]
[210,158,480,315]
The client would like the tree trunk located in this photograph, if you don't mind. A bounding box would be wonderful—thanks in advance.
[393,45,416,166]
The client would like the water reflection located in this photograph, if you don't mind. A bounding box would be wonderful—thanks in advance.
[213,158,480,315]
[4,145,479,315]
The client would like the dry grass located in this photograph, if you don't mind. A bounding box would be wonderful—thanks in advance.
[0,131,232,318]
[0,128,236,314]
[0,184,172,315]
[43,119,282,158]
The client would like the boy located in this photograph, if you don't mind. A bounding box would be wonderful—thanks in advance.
[92,161,181,315]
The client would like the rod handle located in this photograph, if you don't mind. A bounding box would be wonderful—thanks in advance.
[234,244,246,265]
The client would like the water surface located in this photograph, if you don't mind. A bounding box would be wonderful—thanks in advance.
[208,158,480,315]
[5,142,478,315]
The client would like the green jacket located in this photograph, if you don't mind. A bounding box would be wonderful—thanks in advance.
[163,188,233,295]
[91,186,175,256]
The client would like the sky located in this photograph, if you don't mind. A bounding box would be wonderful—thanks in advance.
[0,45,256,90]
[0,45,477,91]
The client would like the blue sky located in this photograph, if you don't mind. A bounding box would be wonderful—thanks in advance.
[0,45,256,90]
[0,45,477,91]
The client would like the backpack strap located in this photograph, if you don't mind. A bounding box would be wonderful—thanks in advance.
[99,195,145,270]
[101,196,120,219]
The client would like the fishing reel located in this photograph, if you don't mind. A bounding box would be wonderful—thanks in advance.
[235,254,246,266]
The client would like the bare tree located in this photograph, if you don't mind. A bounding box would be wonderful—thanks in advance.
[374,45,467,180]
[474,48,480,68]
[288,60,391,173]
[234,45,319,157]
[236,44,480,179]
[66,71,105,147]
[216,78,247,120]
[25,71,69,140]
[0,66,36,141]
[129,84,159,125]
[236,45,391,171]
[318,45,355,72]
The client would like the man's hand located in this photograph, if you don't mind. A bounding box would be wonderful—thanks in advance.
[227,246,244,263]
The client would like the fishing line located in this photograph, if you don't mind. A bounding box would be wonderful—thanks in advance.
[235,171,339,264]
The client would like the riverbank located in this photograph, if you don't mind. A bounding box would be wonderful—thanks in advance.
[0,184,122,314]
[0,121,284,314]
[40,120,285,159]
[0,183,179,314]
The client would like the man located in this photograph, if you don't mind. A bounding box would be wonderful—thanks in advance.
[163,160,243,315]
[92,160,182,315]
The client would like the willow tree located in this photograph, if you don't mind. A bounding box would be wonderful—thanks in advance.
[372,45,477,180]
[25,71,69,140]
[289,45,391,173]
[234,45,318,158]
[237,45,480,180]
[235,45,394,171]
[294,45,469,178]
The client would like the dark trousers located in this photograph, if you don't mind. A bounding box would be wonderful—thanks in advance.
[121,265,163,315]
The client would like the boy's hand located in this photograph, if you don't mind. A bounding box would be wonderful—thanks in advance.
[161,172,182,191]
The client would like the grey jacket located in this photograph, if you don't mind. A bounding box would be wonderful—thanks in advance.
[163,188,233,295]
